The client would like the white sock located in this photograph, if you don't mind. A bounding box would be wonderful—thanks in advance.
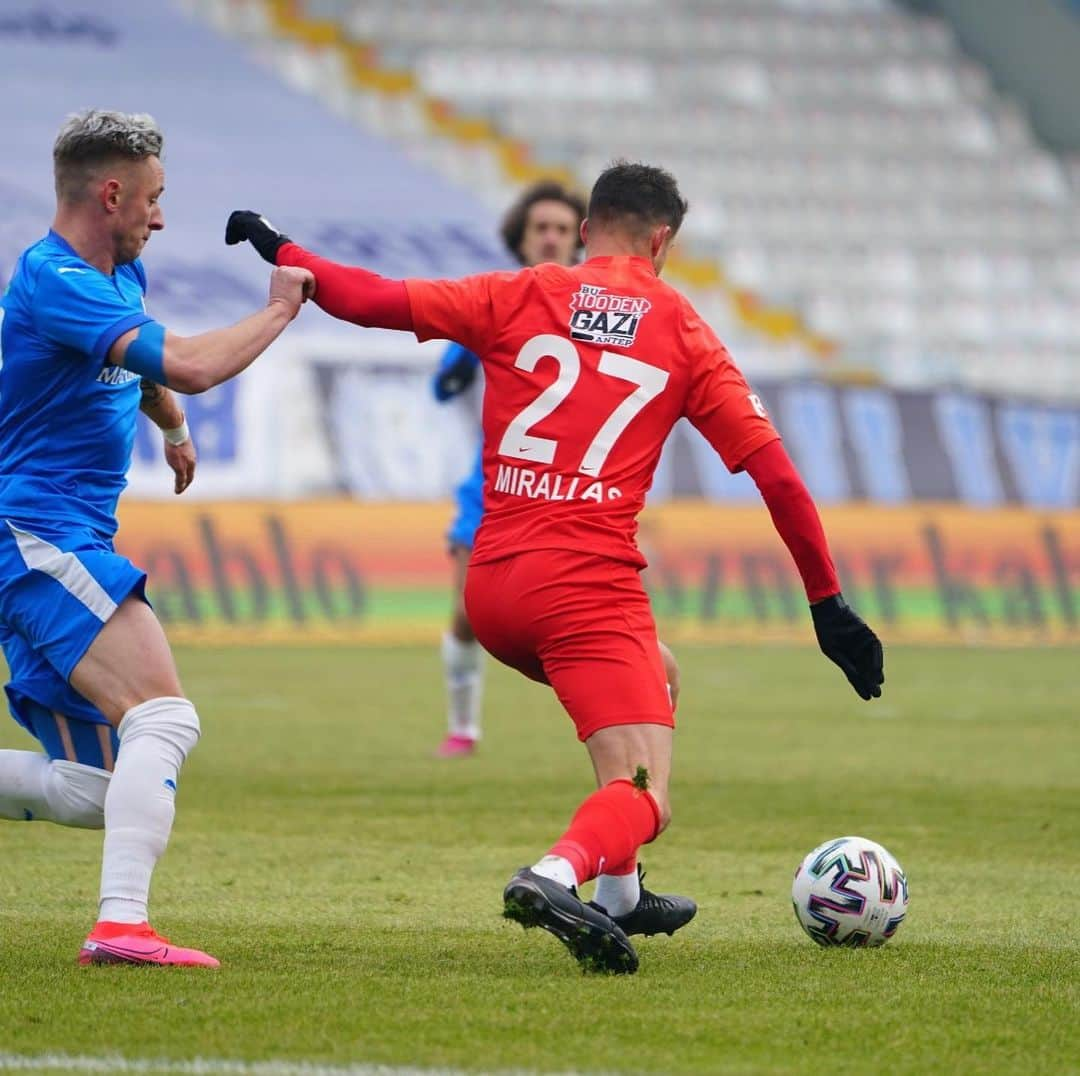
[594,868,641,917]
[98,697,200,925]
[441,632,484,740]
[0,750,110,828]
[0,750,51,822]
[530,854,578,891]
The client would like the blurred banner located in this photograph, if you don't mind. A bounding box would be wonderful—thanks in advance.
[128,350,1080,508]
[115,500,1079,646]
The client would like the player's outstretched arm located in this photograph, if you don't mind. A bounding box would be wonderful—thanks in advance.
[106,265,313,395]
[225,210,414,331]
[742,440,884,700]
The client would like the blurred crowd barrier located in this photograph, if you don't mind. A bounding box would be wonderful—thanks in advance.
[125,347,1080,509]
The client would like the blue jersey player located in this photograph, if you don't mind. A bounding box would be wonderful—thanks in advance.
[0,110,313,966]
[431,183,586,757]
[433,344,484,548]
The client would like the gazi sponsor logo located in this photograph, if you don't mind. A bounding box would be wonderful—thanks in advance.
[568,284,651,347]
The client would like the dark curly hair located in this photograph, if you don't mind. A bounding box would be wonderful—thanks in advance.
[587,160,689,237]
[500,180,586,265]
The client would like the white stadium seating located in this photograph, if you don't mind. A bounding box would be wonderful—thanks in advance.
[196,0,1080,398]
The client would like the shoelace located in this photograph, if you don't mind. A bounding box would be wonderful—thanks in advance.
[129,925,170,943]
[637,889,675,910]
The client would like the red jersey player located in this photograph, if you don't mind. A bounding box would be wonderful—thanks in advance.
[226,162,883,975]
[431,182,682,761]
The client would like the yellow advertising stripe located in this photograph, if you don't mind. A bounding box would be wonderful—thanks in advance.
[115,498,1080,579]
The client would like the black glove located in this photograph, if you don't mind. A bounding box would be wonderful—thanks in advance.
[433,351,479,401]
[225,210,291,264]
[811,594,884,700]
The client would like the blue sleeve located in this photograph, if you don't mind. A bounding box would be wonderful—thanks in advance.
[432,342,480,402]
[31,262,152,364]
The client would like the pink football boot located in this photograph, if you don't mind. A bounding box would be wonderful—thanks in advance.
[79,921,219,967]
[436,733,477,758]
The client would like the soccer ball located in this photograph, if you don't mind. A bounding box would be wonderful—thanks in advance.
[792,836,909,947]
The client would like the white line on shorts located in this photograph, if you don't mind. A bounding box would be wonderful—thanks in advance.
[0,1054,597,1076]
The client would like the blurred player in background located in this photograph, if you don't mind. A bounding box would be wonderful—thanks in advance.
[0,109,312,967]
[431,181,585,758]
[226,161,883,975]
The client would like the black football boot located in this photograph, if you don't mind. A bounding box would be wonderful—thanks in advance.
[590,866,697,937]
[503,867,639,974]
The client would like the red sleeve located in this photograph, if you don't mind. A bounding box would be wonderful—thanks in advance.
[404,272,514,358]
[681,309,780,471]
[743,439,840,603]
[276,242,413,331]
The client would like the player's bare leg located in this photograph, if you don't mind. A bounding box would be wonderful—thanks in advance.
[68,596,217,967]
[438,543,484,757]
[581,644,691,931]
[505,719,695,973]
[585,722,674,832]
[503,722,667,975]
[530,712,694,922]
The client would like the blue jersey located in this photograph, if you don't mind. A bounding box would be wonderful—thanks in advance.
[0,231,155,538]
[432,342,479,402]
[433,343,484,546]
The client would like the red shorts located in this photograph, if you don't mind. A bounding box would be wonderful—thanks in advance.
[465,549,674,742]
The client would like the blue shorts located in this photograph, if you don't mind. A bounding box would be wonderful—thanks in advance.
[0,519,146,757]
[4,682,119,768]
[448,450,484,550]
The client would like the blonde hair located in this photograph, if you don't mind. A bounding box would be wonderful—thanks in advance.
[53,109,163,202]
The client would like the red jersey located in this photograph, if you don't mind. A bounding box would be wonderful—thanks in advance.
[406,255,779,567]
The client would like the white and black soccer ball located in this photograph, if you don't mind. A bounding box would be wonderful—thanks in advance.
[792,836,909,947]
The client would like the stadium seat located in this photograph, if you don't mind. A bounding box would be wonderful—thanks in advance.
[206,0,1080,396]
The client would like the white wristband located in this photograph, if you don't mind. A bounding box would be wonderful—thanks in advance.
[163,418,190,446]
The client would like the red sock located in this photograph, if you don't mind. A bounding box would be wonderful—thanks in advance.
[548,779,661,885]
[602,856,637,877]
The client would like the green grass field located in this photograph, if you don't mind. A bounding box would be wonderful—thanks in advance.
[1,644,1077,1075]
